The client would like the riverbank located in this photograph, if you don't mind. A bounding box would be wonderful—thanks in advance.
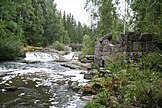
[82,52,162,108]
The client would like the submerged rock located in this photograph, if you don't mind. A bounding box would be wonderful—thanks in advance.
[3,86,17,92]
[61,63,80,69]
[69,81,80,92]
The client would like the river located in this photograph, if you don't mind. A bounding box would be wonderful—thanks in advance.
[0,52,88,108]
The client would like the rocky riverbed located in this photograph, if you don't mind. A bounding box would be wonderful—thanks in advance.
[0,52,90,108]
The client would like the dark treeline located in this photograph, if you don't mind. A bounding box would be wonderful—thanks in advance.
[0,0,91,61]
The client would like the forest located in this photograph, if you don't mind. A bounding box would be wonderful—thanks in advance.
[0,0,162,107]
[0,0,161,61]
[0,0,91,61]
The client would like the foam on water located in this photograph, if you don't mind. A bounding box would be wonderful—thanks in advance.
[60,70,89,85]
[24,52,59,62]
[0,52,88,108]
[63,52,77,60]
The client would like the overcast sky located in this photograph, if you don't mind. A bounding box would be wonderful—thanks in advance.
[54,0,126,26]
[54,0,90,25]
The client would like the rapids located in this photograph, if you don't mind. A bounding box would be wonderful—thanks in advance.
[0,52,88,108]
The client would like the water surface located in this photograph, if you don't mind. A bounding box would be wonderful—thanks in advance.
[0,52,88,108]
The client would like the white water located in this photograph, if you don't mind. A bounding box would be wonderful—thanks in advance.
[0,52,88,108]
[63,52,78,60]
[60,70,88,86]
[24,52,59,62]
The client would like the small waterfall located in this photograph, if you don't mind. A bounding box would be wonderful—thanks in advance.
[24,52,59,62]
[63,52,77,60]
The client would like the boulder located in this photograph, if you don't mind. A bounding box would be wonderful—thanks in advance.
[85,55,94,61]
[78,84,95,95]
[56,80,66,85]
[99,68,111,77]
[92,83,102,93]
[79,83,102,95]
[69,81,80,92]
[81,95,95,101]
[84,70,97,79]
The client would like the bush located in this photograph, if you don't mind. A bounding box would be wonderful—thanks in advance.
[81,35,94,55]
[105,52,126,72]
[85,51,162,108]
[0,37,22,61]
[140,51,162,71]
[84,99,106,108]
[53,41,64,51]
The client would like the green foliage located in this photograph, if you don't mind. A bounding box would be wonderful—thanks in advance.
[84,99,106,108]
[81,34,95,55]
[105,53,126,72]
[53,41,64,51]
[0,0,91,61]
[128,0,162,39]
[140,52,162,71]
[0,38,22,61]
[86,52,162,108]
[60,31,71,45]
[117,68,162,108]
[85,0,124,39]
[63,12,91,44]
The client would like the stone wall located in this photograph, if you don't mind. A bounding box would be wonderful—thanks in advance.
[94,32,157,66]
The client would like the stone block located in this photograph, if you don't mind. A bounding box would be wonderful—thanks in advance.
[156,43,162,51]
[140,33,153,41]
[146,42,156,51]
[133,42,141,52]
[125,52,142,60]
[102,39,110,45]
[114,44,121,52]
[99,33,112,42]
[116,34,124,44]
[124,32,141,41]
[123,41,133,52]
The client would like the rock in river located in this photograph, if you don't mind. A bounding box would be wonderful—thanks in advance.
[3,86,17,92]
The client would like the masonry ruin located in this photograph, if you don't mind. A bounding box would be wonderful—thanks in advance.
[94,32,158,67]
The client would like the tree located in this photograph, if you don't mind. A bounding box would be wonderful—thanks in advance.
[85,0,124,40]
[0,0,91,61]
[128,0,162,41]
[0,0,23,61]
[82,34,94,55]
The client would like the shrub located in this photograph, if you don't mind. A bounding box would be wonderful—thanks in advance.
[140,51,162,71]
[81,35,94,55]
[84,99,106,108]
[53,41,64,51]
[85,51,162,108]
[0,37,22,61]
[105,52,126,72]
